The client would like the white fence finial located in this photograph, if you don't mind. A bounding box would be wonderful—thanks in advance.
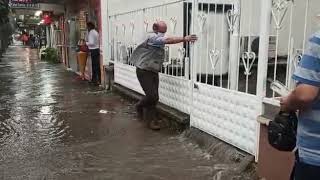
[170,17,177,34]
[122,24,126,35]
[115,24,119,35]
[227,9,240,33]
[178,47,186,64]
[209,49,220,72]
[242,52,256,76]
[144,20,149,32]
[197,13,207,33]
[129,21,135,35]
[271,0,290,30]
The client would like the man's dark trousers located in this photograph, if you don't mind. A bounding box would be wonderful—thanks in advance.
[291,151,320,180]
[136,68,159,118]
[90,48,101,84]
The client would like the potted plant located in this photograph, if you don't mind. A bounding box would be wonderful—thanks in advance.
[42,47,59,64]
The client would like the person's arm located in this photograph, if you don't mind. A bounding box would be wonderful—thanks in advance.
[164,35,198,44]
[281,33,320,112]
[281,84,319,112]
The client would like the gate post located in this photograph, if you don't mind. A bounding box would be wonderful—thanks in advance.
[256,0,272,97]
[255,0,272,161]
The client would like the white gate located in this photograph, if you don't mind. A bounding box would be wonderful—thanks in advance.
[109,1,193,114]
[189,0,264,155]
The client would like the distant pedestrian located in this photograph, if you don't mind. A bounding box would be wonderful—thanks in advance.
[29,34,35,48]
[34,35,40,48]
[21,32,29,46]
[86,22,101,86]
[130,21,197,130]
[280,31,320,180]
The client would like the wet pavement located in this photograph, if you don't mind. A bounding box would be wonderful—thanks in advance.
[0,46,237,180]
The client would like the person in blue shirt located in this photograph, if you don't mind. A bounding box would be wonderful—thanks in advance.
[281,32,320,180]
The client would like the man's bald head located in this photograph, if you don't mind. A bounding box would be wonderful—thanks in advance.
[153,21,167,33]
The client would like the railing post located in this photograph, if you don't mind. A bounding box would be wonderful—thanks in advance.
[256,0,272,97]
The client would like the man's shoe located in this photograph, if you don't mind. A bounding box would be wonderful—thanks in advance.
[148,120,161,131]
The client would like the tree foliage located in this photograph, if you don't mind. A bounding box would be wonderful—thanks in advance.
[0,0,10,24]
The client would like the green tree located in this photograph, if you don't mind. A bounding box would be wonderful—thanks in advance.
[0,0,10,25]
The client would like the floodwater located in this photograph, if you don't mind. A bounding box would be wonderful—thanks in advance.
[0,46,255,180]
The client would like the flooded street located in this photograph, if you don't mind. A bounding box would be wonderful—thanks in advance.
[0,46,257,180]
[0,46,231,180]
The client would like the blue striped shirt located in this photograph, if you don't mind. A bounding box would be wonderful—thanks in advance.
[293,31,320,166]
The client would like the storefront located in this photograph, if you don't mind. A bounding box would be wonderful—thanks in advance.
[64,0,101,81]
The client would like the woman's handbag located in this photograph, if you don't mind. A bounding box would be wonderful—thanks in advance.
[78,39,88,52]
[79,44,89,52]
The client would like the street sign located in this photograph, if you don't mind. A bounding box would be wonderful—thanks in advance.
[9,0,40,9]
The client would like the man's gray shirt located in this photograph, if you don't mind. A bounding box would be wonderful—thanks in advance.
[129,32,165,72]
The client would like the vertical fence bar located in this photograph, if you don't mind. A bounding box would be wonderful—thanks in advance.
[246,0,253,93]
[185,2,190,79]
[198,2,204,83]
[302,0,310,54]
[220,3,225,87]
[191,0,198,83]
[256,0,272,97]
[272,22,279,97]
[212,3,217,86]
[190,0,198,128]
[228,1,240,90]
[285,4,294,87]
[205,4,209,84]
[236,3,242,90]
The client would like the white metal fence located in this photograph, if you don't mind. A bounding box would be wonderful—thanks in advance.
[109,1,193,114]
[265,0,320,99]
[105,0,320,157]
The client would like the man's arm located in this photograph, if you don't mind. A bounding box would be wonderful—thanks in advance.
[281,84,319,112]
[163,35,197,44]
[281,33,320,112]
